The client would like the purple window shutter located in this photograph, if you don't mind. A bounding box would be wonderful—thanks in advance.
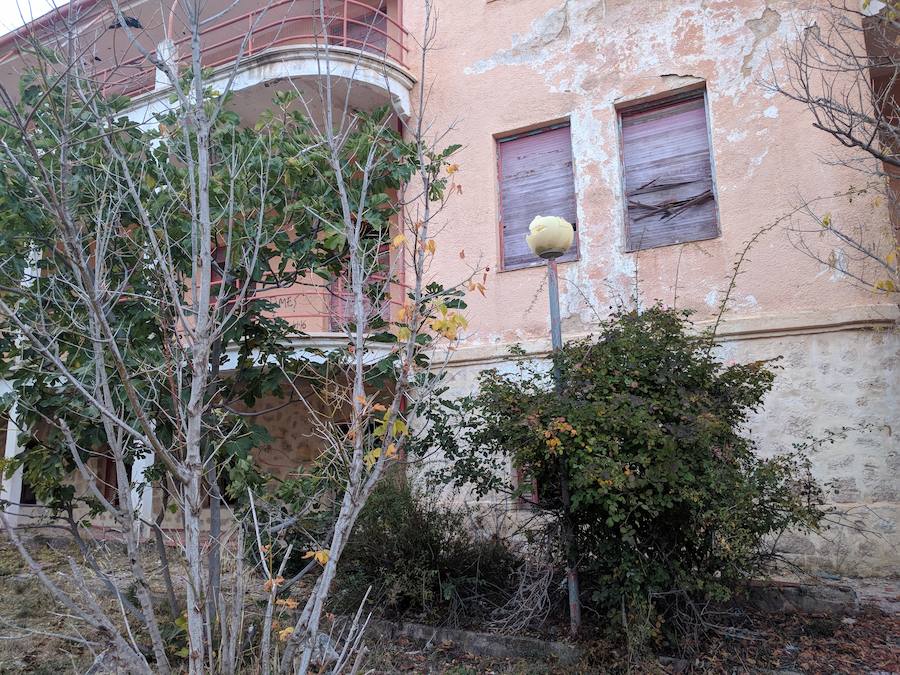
[621,93,719,251]
[498,125,578,270]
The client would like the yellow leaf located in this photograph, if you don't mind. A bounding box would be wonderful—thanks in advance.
[821,213,832,228]
[275,598,299,609]
[874,278,897,292]
[446,163,459,175]
[424,239,437,255]
[396,326,411,341]
[396,302,413,322]
[392,234,407,248]
[468,281,487,297]
[385,442,398,458]
[277,626,294,641]
[364,447,381,470]
[302,549,330,566]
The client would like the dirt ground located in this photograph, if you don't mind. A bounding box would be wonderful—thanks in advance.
[0,538,896,674]
[360,609,899,674]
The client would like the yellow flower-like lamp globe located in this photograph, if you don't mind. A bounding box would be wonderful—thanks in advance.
[525,216,575,260]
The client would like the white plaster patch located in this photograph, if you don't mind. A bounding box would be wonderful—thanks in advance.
[554,102,638,325]
[461,0,809,331]
[465,0,803,105]
[748,147,769,176]
[830,248,849,281]
[464,2,571,76]
[705,290,719,308]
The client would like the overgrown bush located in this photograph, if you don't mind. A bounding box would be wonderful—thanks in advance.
[423,306,826,638]
[331,479,520,625]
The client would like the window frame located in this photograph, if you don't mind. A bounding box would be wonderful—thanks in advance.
[616,87,721,252]
[512,465,540,510]
[496,121,580,272]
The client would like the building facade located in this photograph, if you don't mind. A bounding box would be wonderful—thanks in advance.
[409,0,899,576]
[0,0,897,575]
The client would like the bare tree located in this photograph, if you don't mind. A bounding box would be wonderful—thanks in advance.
[0,1,475,672]
[766,0,899,294]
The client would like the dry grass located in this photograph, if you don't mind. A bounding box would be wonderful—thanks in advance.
[0,540,97,673]
[0,537,896,674]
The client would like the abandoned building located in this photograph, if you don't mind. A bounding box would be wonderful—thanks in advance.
[0,0,897,578]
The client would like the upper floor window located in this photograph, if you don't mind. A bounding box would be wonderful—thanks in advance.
[620,89,719,251]
[497,123,578,270]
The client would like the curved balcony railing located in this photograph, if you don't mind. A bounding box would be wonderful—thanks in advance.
[245,283,401,334]
[210,245,405,335]
[99,0,408,97]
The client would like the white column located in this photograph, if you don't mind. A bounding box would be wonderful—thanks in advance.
[0,392,24,527]
[130,448,156,540]
[2,250,38,526]
[155,39,177,90]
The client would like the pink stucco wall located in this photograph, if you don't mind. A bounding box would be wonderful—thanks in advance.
[1,0,895,572]
[400,0,899,576]
[403,0,893,348]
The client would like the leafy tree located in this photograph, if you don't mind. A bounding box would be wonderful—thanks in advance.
[768,1,898,294]
[422,306,826,645]
[0,2,472,671]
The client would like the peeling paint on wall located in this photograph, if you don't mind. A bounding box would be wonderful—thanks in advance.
[742,7,782,76]
[407,0,899,575]
[459,0,816,329]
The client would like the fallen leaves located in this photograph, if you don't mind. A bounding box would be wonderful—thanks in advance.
[263,576,285,593]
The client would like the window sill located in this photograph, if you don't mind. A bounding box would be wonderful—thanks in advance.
[499,254,580,273]
[624,230,720,254]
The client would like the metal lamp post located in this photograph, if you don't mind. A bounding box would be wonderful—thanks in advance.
[525,216,574,351]
[525,215,582,636]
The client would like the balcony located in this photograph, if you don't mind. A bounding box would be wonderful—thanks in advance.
[210,245,404,347]
[92,0,414,118]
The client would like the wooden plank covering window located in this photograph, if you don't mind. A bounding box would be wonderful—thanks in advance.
[620,91,719,251]
[498,124,578,270]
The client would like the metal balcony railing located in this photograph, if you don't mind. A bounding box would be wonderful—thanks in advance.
[210,245,403,334]
[99,0,408,97]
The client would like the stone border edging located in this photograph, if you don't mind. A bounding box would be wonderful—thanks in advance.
[364,618,582,666]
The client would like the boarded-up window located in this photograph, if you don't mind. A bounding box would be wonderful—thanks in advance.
[498,124,578,270]
[620,91,719,251]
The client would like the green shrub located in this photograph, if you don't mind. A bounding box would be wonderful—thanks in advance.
[423,306,826,632]
[332,479,519,625]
